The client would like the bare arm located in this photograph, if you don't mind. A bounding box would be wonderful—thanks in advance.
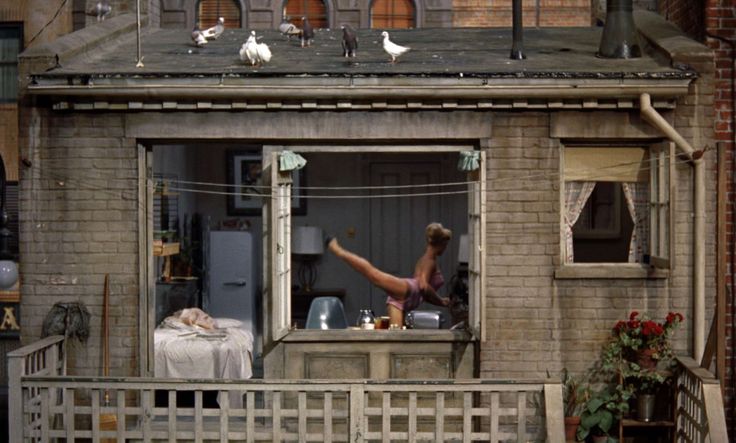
[414,257,450,307]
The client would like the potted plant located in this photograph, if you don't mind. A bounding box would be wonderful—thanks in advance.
[598,311,683,425]
[610,311,683,369]
[559,368,589,441]
[576,384,631,443]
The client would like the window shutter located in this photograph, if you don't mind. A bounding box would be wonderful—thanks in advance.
[269,152,292,341]
[371,0,415,28]
[647,142,672,268]
[468,150,486,341]
[283,0,328,29]
[198,0,241,30]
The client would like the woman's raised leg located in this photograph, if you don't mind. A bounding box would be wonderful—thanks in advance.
[326,238,409,299]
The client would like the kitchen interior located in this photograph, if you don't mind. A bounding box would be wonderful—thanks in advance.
[151,143,469,377]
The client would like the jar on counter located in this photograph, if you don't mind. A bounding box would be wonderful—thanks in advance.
[357,309,376,330]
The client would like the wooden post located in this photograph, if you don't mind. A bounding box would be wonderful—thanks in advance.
[716,142,726,388]
[543,381,565,443]
[7,352,23,443]
[349,384,365,443]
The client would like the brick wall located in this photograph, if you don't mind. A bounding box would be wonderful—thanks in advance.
[18,110,141,376]
[453,0,590,27]
[481,105,715,379]
[663,0,735,434]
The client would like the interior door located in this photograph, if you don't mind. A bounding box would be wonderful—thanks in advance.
[369,162,441,313]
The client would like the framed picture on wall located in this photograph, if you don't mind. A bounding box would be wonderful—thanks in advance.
[226,150,306,216]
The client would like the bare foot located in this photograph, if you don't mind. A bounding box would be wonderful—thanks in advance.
[325,236,339,254]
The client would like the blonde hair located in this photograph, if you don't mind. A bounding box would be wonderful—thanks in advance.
[426,222,452,246]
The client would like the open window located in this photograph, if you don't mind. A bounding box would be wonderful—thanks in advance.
[562,144,671,267]
[265,149,486,342]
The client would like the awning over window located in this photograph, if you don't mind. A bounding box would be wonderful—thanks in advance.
[565,147,649,182]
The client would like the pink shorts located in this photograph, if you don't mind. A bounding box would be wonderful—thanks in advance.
[386,278,423,312]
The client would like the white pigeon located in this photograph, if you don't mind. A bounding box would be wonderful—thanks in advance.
[381,31,410,63]
[278,20,301,39]
[191,28,207,47]
[240,31,272,66]
[202,17,225,40]
[87,1,112,22]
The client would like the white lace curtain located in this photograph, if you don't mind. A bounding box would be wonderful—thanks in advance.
[622,182,649,263]
[564,181,595,263]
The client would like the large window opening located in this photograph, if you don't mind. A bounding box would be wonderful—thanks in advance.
[147,145,485,383]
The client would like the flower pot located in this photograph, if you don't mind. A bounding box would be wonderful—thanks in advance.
[636,348,658,369]
[564,416,580,442]
[637,393,656,422]
[591,435,608,443]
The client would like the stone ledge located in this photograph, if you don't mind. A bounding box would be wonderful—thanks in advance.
[554,264,669,279]
[635,10,713,69]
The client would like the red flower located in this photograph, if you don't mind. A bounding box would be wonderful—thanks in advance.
[614,320,626,332]
[628,320,640,329]
[629,311,639,321]
[666,312,684,324]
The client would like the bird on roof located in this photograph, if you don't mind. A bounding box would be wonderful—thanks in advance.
[202,17,225,40]
[191,27,207,47]
[381,31,410,63]
[87,1,112,22]
[300,17,314,47]
[279,19,301,39]
[341,24,358,57]
[240,31,272,66]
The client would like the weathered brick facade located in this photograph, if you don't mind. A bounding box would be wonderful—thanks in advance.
[453,0,591,28]
[662,0,734,433]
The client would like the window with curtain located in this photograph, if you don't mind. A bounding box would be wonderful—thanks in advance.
[198,0,241,30]
[283,0,328,29]
[0,25,21,103]
[563,145,671,265]
[371,0,415,29]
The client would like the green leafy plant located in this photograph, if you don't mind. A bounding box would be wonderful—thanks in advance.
[611,311,683,362]
[577,384,631,442]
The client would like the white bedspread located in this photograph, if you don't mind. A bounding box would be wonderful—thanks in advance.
[154,317,253,407]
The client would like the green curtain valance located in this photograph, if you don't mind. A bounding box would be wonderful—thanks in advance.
[279,151,307,171]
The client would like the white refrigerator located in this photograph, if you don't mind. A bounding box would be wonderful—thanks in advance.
[205,230,259,357]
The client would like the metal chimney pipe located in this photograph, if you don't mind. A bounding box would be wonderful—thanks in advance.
[597,0,642,58]
[510,0,526,60]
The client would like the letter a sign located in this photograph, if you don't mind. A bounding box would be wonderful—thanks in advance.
[0,302,20,337]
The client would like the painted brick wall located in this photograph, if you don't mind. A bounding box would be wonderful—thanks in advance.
[663,0,735,433]
[480,105,716,380]
[18,109,140,376]
[452,0,590,27]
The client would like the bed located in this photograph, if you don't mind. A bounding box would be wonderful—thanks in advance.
[154,317,253,407]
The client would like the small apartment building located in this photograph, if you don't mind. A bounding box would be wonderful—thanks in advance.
[17,9,715,387]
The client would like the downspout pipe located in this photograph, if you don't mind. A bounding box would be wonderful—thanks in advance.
[640,92,706,361]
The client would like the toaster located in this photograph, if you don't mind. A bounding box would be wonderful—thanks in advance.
[405,310,445,329]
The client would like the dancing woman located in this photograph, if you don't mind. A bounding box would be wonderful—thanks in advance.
[326,222,452,328]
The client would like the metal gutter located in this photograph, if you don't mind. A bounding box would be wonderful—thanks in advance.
[26,83,691,101]
[640,92,705,361]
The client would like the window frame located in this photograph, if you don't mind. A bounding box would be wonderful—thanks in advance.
[556,142,673,279]
[369,0,417,29]
[0,23,22,104]
[264,146,486,343]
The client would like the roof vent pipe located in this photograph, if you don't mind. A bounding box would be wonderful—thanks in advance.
[597,0,642,58]
[509,0,526,60]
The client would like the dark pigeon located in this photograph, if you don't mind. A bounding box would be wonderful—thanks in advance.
[301,17,314,47]
[341,24,358,57]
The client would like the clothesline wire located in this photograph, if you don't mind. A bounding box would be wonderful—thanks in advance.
[34,149,698,203]
[156,150,694,200]
[155,151,680,192]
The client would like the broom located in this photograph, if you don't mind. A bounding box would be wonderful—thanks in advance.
[100,274,117,442]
